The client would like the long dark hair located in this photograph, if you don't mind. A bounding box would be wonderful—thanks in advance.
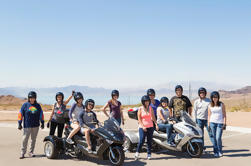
[210,91,222,107]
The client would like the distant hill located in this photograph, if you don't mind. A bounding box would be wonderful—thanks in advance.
[0,95,26,105]
[220,86,251,95]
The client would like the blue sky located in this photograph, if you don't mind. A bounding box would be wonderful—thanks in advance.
[0,0,250,89]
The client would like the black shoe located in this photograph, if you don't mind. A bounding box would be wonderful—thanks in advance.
[19,155,25,159]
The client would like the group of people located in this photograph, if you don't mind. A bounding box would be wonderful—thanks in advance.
[134,85,226,160]
[17,89,124,159]
[17,85,226,160]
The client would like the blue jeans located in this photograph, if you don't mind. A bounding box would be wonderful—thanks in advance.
[210,122,223,154]
[196,119,214,149]
[136,127,154,155]
[158,123,173,144]
[115,118,121,126]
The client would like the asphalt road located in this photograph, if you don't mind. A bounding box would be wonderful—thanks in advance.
[0,120,251,166]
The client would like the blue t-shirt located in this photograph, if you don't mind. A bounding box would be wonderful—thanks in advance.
[18,102,44,128]
[150,99,160,118]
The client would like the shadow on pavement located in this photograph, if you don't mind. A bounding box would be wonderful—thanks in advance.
[223,149,251,157]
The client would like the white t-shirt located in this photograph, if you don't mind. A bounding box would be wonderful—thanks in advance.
[157,107,170,124]
[193,98,211,120]
[209,104,224,124]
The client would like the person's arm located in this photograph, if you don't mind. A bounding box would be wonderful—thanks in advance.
[157,107,166,123]
[39,105,45,129]
[208,107,211,127]
[168,98,174,118]
[137,108,145,131]
[151,107,159,131]
[193,100,197,119]
[18,104,25,130]
[64,90,75,105]
[78,111,84,127]
[48,104,55,122]
[222,103,227,126]
[102,103,110,118]
[120,104,124,125]
[68,104,75,121]
[188,107,193,116]
[187,97,193,116]
[92,111,99,124]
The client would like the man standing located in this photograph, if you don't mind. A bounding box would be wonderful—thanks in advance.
[169,85,192,121]
[193,87,214,151]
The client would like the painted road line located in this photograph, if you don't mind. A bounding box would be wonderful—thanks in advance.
[226,126,251,133]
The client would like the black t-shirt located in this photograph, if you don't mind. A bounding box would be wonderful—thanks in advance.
[169,95,192,118]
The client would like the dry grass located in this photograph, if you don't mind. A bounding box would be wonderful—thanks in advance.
[221,93,251,112]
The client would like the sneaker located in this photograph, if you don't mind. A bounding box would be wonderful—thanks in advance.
[134,152,139,160]
[167,142,176,147]
[66,138,74,144]
[19,154,25,159]
[214,153,219,157]
[87,148,93,153]
[203,150,209,154]
[28,152,35,157]
[147,154,151,160]
[218,152,223,157]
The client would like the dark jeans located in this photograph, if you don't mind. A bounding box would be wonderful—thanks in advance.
[115,118,121,126]
[210,122,223,154]
[196,119,214,149]
[136,127,154,155]
[158,123,173,144]
[49,121,65,138]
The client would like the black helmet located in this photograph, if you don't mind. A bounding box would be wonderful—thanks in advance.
[198,87,207,96]
[147,88,155,96]
[55,92,64,101]
[74,92,84,102]
[111,90,119,97]
[141,95,151,106]
[85,99,95,108]
[210,91,220,100]
[160,96,169,104]
[175,85,183,92]
[28,91,37,99]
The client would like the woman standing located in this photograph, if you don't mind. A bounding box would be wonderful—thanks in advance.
[102,90,124,126]
[47,91,74,138]
[18,91,44,159]
[135,95,159,160]
[208,91,227,157]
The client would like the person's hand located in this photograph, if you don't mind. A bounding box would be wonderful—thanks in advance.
[18,124,22,130]
[223,123,227,130]
[47,121,50,128]
[156,125,159,131]
[91,129,95,132]
[143,127,147,132]
[41,123,44,129]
